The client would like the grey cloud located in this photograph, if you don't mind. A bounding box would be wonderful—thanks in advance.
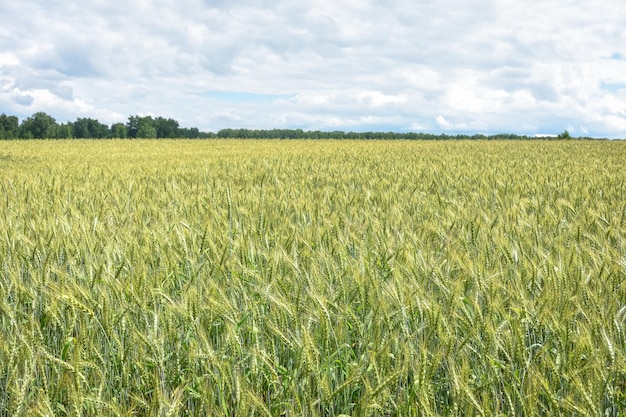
[56,43,101,77]
[51,85,74,100]
[4,66,66,94]
[23,43,101,78]
[486,67,532,87]
[483,67,559,102]
[13,94,34,106]
[528,85,559,103]
[0,78,12,91]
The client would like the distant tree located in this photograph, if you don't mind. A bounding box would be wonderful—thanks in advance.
[557,130,572,140]
[20,112,58,139]
[90,119,109,138]
[110,123,127,138]
[71,118,109,138]
[72,118,89,138]
[217,128,234,138]
[136,118,157,138]
[72,117,109,138]
[126,115,140,138]
[0,113,19,139]
[127,115,159,138]
[55,123,72,139]
[188,127,200,138]
[0,112,214,140]
[179,127,199,138]
[153,117,179,138]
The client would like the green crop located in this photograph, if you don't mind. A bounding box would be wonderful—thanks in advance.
[1,139,625,416]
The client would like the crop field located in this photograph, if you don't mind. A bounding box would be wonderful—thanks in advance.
[0,139,625,416]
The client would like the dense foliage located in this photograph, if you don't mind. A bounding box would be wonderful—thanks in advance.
[0,112,212,139]
[214,128,572,140]
[1,140,624,416]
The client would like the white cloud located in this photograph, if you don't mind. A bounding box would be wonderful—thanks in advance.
[0,0,625,137]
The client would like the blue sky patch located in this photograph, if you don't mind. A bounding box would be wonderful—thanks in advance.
[600,81,625,92]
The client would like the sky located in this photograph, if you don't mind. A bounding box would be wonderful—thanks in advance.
[1,0,625,137]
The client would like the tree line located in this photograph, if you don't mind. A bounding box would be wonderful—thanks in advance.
[0,112,212,139]
[1,112,586,140]
[215,128,583,140]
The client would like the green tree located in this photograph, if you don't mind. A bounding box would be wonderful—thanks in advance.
[20,112,58,139]
[72,118,109,138]
[72,118,89,138]
[55,123,72,139]
[136,118,157,138]
[110,123,127,138]
[126,115,140,138]
[127,115,158,138]
[557,130,572,140]
[153,117,180,138]
[0,113,19,139]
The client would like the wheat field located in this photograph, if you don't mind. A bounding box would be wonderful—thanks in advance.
[1,139,625,416]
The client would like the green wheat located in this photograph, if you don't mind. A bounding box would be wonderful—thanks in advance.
[0,139,624,416]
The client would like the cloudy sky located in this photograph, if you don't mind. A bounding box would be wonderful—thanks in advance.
[1,0,625,137]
